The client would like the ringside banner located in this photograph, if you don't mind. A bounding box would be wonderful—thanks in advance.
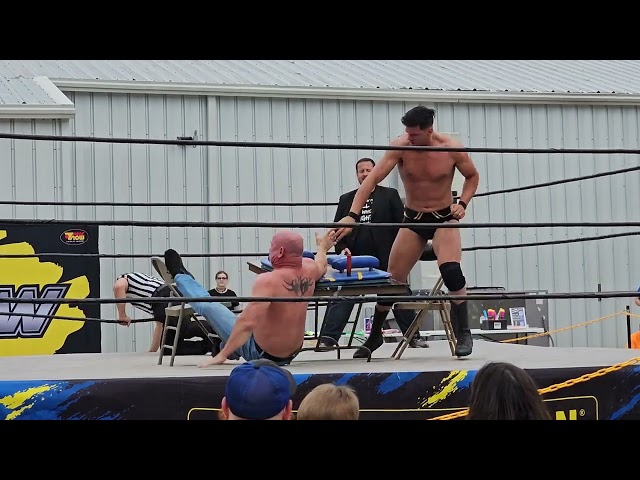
[0,223,101,356]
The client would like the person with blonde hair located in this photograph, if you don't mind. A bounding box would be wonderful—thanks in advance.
[296,383,360,420]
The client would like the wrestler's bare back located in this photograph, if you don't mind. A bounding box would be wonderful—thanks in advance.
[252,258,319,357]
[396,132,459,212]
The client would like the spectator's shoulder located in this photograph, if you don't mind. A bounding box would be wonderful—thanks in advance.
[339,189,357,201]
[378,185,399,196]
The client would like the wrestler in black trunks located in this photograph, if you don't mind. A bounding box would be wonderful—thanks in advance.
[403,205,454,241]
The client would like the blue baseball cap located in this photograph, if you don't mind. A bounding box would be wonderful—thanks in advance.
[224,359,297,420]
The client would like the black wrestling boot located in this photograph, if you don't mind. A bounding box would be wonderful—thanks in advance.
[164,249,194,279]
[451,301,473,357]
[353,308,387,358]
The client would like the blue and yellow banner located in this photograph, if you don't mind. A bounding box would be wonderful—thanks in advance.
[1,365,638,420]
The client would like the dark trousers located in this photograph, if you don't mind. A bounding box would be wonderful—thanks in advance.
[319,301,418,342]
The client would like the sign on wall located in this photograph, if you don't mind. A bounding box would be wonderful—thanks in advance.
[0,223,101,356]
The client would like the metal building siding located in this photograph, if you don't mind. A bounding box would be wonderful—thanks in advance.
[0,118,61,220]
[2,93,639,353]
[205,97,405,328]
[58,91,211,353]
[430,102,640,348]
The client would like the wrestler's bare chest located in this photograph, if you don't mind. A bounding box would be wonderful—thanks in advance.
[398,152,455,183]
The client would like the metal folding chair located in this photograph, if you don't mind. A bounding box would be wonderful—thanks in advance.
[390,244,457,360]
[391,276,457,360]
[151,257,219,366]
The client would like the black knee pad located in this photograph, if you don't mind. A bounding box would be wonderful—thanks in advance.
[377,285,412,307]
[439,262,466,292]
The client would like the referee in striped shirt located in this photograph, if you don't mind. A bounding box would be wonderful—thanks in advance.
[113,272,214,354]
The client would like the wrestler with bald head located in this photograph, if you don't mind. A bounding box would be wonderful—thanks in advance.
[162,229,337,367]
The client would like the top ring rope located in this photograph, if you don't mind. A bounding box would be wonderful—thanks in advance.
[1,290,639,305]
[1,165,637,208]
[2,230,638,259]
[1,219,640,228]
[2,132,640,154]
[468,165,640,199]
[0,200,340,207]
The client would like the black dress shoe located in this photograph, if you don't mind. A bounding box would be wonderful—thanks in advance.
[164,249,194,279]
[353,332,384,358]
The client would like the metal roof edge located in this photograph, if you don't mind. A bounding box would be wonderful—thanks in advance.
[51,79,640,106]
[0,104,76,119]
[32,76,75,106]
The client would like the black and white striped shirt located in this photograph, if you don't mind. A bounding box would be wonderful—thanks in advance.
[119,272,164,314]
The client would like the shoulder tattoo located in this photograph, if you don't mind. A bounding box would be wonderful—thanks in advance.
[283,276,313,296]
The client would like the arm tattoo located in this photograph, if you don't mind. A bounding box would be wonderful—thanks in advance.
[283,276,313,296]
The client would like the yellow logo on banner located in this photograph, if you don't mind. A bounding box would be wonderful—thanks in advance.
[0,230,90,356]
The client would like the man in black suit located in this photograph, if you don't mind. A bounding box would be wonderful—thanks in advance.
[319,157,428,348]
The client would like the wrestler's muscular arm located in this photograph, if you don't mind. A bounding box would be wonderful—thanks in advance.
[213,275,273,363]
[449,138,480,220]
[332,137,404,242]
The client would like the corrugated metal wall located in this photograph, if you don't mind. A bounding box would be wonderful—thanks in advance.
[1,94,638,351]
[206,98,640,349]
[20,91,212,353]
[433,102,640,349]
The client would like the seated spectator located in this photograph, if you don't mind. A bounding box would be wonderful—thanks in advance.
[208,270,240,311]
[219,359,296,420]
[467,361,551,420]
[296,383,360,420]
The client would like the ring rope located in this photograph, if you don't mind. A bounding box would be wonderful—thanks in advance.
[2,219,640,228]
[0,200,340,207]
[14,304,639,327]
[2,132,640,155]
[4,310,157,324]
[2,230,639,259]
[468,165,640,199]
[1,165,637,209]
[1,290,638,305]
[5,230,640,258]
[0,252,270,258]
[462,230,640,252]
[498,310,628,344]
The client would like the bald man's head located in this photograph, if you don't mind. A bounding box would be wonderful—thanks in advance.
[269,230,304,269]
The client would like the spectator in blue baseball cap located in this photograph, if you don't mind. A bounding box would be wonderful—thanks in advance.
[220,359,297,420]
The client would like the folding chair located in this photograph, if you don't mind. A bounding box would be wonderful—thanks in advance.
[151,257,219,366]
[390,244,457,360]
[303,296,367,360]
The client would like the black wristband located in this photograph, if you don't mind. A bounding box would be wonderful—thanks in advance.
[458,200,468,210]
[347,211,360,221]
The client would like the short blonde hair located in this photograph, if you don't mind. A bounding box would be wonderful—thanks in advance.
[296,383,360,420]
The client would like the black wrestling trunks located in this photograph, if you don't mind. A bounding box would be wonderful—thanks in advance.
[403,205,454,241]
[255,341,300,366]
